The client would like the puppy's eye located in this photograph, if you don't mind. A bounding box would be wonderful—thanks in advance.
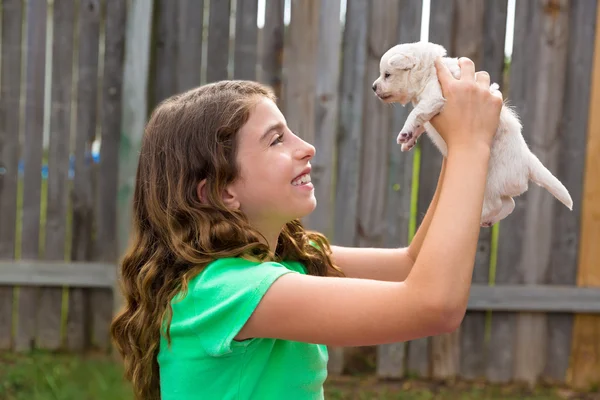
[384,72,391,79]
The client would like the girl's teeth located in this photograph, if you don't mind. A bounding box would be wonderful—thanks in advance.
[293,173,311,185]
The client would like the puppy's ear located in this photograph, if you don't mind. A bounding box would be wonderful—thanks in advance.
[389,53,417,70]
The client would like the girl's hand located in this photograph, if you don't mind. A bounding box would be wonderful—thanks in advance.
[430,57,503,152]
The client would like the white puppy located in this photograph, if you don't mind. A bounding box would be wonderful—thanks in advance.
[372,41,572,226]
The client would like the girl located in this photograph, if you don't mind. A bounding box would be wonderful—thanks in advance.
[111,57,503,400]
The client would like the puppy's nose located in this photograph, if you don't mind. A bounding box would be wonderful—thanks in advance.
[372,83,378,92]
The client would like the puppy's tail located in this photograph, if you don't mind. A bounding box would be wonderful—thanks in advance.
[528,153,573,210]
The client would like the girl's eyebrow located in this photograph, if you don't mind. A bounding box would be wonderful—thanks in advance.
[260,122,285,143]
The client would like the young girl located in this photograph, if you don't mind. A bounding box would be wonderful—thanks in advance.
[111,57,503,400]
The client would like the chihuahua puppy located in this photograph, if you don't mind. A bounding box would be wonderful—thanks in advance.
[372,41,572,226]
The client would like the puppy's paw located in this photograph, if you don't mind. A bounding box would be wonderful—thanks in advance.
[396,124,421,144]
[397,130,413,144]
[401,137,418,152]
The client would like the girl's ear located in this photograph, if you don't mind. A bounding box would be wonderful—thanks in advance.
[196,179,208,204]
[221,186,241,210]
[197,178,241,210]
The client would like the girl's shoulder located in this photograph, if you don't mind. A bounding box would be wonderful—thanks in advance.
[186,257,307,294]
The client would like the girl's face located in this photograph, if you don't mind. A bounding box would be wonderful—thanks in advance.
[227,97,316,237]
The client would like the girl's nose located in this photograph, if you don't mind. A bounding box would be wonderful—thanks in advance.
[296,140,316,160]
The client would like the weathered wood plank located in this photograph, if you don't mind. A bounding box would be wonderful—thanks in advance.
[459,0,507,381]
[330,0,368,375]
[356,0,398,249]
[511,0,570,385]
[116,0,153,323]
[94,0,127,351]
[38,0,76,351]
[282,0,319,145]
[68,0,101,352]
[233,0,258,80]
[176,0,204,92]
[545,0,597,384]
[206,0,231,82]
[0,0,24,350]
[487,0,540,383]
[466,285,600,313]
[354,0,400,380]
[16,0,48,352]
[0,261,116,288]
[377,0,422,380]
[150,0,178,108]
[412,0,456,379]
[568,0,600,388]
[431,0,486,381]
[258,0,284,100]
[303,0,341,237]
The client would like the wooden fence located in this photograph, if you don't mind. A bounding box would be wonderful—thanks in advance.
[0,0,599,389]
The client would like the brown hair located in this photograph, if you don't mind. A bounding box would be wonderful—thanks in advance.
[110,80,342,400]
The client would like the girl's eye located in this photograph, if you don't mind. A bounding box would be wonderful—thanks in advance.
[270,133,284,146]
[384,72,391,79]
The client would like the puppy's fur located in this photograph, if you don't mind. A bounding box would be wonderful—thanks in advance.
[372,41,572,226]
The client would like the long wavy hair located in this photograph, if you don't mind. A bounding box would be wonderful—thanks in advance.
[110,80,343,400]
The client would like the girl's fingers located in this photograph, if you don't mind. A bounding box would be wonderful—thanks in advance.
[434,57,454,95]
[458,57,476,81]
[475,71,491,89]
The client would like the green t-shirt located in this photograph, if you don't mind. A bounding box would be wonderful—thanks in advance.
[157,257,328,399]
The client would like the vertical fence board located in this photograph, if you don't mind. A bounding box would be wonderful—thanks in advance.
[458,0,507,381]
[68,0,101,351]
[0,0,23,350]
[233,0,258,80]
[176,0,204,92]
[489,0,541,383]
[511,0,570,385]
[356,0,398,249]
[150,0,178,108]
[304,0,341,236]
[432,0,486,381]
[206,0,231,82]
[352,0,400,377]
[331,0,368,375]
[258,0,284,100]
[283,0,319,145]
[16,0,47,352]
[38,0,76,350]
[94,0,127,351]
[377,0,422,380]
[568,0,600,388]
[409,0,456,379]
[116,0,153,320]
[544,0,597,384]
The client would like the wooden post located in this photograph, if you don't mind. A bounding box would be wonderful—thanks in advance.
[175,0,204,92]
[331,0,369,375]
[568,0,600,388]
[68,0,101,352]
[458,0,507,381]
[16,0,47,352]
[544,0,597,383]
[0,0,24,350]
[258,0,285,101]
[282,0,319,145]
[410,0,457,379]
[233,0,259,80]
[513,0,569,385]
[377,0,423,380]
[94,0,128,351]
[206,0,231,82]
[115,0,153,324]
[304,0,341,237]
[39,0,76,351]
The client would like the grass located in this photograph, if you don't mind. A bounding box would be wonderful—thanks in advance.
[1,352,598,400]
